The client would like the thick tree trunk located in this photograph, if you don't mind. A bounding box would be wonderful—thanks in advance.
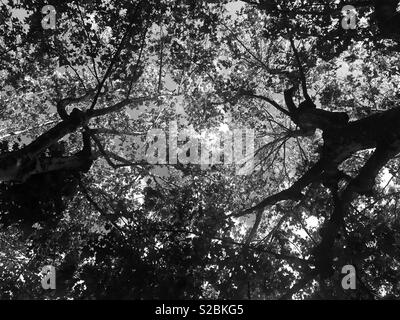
[0,154,96,183]
[0,110,89,183]
[0,96,149,183]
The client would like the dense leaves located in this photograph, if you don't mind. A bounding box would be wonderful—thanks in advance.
[1,0,400,300]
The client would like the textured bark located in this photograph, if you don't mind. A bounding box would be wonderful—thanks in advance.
[0,108,89,182]
[0,96,152,183]
[0,121,87,182]
[240,99,400,277]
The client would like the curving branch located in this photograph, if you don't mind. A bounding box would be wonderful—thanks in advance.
[87,1,146,111]
[89,128,145,137]
[288,36,311,101]
[56,90,95,120]
[242,91,292,117]
[314,141,400,278]
[235,158,326,218]
[244,208,264,245]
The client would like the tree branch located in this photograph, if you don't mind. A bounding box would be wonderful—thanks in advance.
[241,91,291,117]
[234,159,326,217]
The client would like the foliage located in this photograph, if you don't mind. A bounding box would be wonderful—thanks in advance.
[1,0,400,300]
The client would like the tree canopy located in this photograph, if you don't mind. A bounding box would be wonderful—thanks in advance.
[1,0,400,299]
